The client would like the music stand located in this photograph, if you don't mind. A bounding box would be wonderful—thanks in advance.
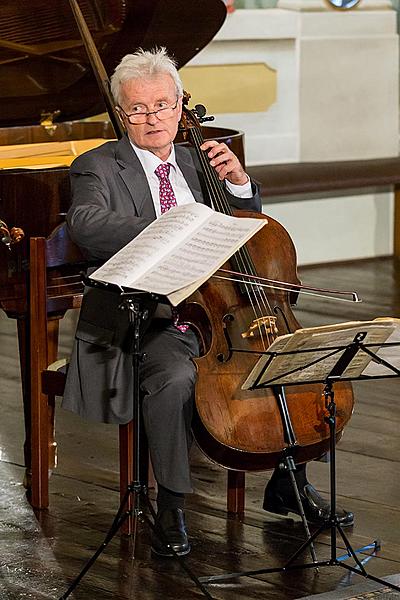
[59,282,214,600]
[199,324,400,594]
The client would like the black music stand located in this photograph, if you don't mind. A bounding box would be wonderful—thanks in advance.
[199,327,400,594]
[59,283,214,600]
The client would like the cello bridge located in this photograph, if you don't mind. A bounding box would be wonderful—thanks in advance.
[241,316,278,339]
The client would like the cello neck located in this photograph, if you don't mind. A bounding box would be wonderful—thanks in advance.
[181,101,233,216]
[69,0,125,140]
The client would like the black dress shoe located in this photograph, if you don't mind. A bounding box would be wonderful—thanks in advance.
[151,508,191,557]
[263,482,354,527]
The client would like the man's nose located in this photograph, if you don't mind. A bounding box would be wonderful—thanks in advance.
[146,111,158,124]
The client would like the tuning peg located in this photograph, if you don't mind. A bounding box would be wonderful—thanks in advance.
[194,104,207,118]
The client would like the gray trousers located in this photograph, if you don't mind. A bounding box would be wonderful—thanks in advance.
[139,321,199,494]
[62,288,200,495]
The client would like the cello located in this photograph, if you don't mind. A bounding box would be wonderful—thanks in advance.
[179,101,355,475]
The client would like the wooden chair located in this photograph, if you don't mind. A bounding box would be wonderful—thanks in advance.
[29,223,246,530]
[29,223,140,533]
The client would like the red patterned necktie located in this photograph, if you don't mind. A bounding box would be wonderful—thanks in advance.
[154,163,189,333]
[155,163,177,213]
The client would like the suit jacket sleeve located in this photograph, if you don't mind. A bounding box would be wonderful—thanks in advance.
[224,179,262,213]
[66,143,154,262]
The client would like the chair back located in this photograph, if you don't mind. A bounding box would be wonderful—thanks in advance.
[29,222,87,508]
[29,225,141,532]
[33,222,87,316]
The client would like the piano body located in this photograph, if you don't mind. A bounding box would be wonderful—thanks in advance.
[0,0,244,471]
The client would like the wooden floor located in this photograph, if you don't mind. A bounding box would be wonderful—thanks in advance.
[1,256,400,599]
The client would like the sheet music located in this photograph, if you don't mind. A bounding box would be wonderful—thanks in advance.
[242,318,400,389]
[135,216,262,296]
[90,203,265,305]
[362,324,400,376]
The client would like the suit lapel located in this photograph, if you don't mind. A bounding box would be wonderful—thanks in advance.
[175,146,206,205]
[115,136,156,220]
[114,137,206,216]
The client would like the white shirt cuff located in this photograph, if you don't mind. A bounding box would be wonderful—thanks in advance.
[225,176,252,199]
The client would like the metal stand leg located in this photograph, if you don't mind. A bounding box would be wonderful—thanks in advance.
[283,456,318,566]
[270,385,319,563]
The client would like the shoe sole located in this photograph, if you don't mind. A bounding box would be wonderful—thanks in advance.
[264,502,354,527]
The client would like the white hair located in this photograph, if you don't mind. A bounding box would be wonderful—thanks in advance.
[110,47,183,106]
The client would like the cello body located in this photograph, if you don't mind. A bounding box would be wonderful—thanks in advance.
[182,211,354,472]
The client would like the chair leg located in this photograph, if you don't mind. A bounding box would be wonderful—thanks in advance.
[30,237,49,510]
[227,470,245,516]
[47,397,57,471]
[31,318,59,509]
[46,319,59,472]
[17,318,31,480]
[119,422,134,535]
[31,390,50,509]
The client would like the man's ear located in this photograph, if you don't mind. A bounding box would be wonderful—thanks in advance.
[177,96,183,119]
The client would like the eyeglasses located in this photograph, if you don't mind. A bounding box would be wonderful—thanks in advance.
[117,98,179,125]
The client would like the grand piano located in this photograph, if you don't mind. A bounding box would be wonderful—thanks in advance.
[0,0,245,473]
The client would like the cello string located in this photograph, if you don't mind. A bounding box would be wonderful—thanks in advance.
[190,124,276,347]
[190,123,276,348]
[190,129,272,331]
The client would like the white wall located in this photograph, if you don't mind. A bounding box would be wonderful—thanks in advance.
[263,191,394,265]
[186,5,399,264]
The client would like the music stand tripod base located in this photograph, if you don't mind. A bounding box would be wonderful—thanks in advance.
[199,333,400,595]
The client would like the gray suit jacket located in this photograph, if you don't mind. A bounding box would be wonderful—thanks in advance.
[62,134,262,423]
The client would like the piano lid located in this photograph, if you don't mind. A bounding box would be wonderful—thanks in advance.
[0,0,226,128]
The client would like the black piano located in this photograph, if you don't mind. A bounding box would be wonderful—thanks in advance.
[0,0,245,470]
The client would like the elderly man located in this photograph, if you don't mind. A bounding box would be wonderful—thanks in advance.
[63,47,353,558]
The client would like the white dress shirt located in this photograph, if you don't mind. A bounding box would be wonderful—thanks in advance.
[130,141,252,218]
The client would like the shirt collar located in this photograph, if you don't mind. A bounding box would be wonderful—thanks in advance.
[129,140,178,174]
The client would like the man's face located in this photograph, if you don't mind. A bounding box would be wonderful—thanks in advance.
[119,73,182,161]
